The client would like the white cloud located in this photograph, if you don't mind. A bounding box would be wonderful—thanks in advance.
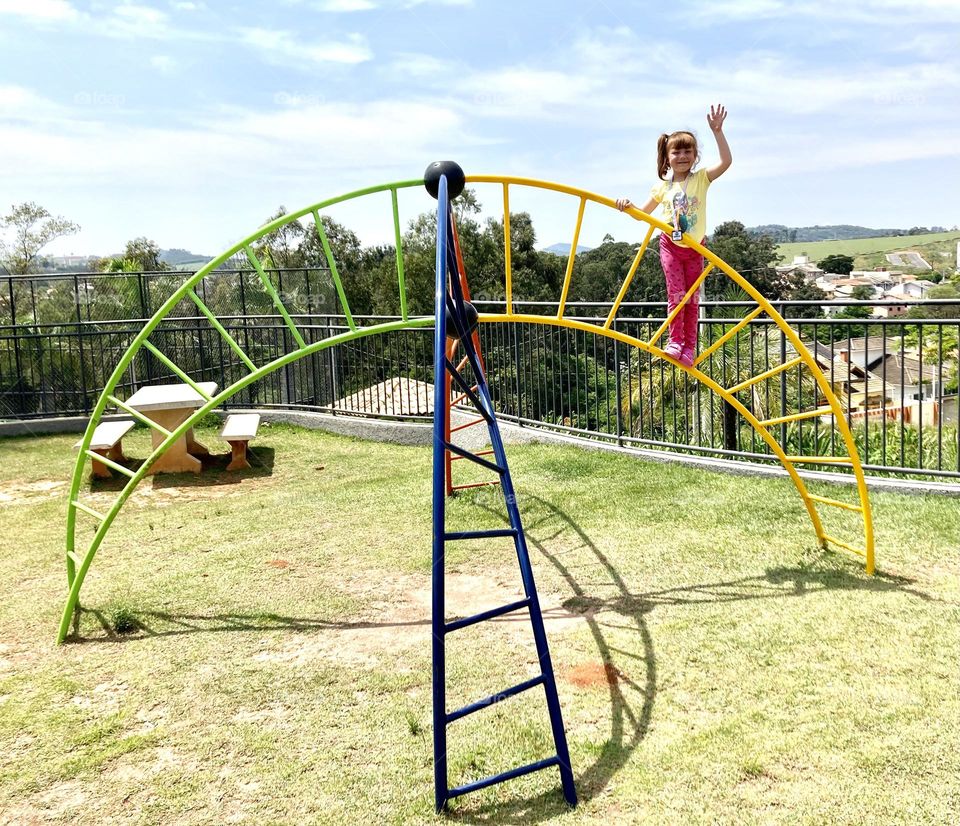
[240,27,372,64]
[0,85,49,107]
[388,52,457,78]
[313,0,378,10]
[0,87,477,251]
[687,0,960,23]
[6,97,490,255]
[109,3,170,35]
[0,0,79,20]
[207,99,467,166]
[150,54,177,72]
[456,67,596,118]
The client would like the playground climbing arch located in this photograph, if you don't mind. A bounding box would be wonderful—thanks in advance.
[58,171,875,646]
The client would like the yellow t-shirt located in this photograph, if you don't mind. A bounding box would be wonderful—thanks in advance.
[650,168,711,248]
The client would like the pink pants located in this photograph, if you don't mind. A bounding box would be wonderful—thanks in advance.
[660,233,705,350]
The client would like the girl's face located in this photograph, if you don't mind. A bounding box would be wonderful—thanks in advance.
[667,140,697,176]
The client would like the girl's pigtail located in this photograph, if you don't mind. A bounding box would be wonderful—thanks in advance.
[656,134,670,180]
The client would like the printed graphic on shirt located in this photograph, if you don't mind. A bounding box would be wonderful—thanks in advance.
[668,192,700,235]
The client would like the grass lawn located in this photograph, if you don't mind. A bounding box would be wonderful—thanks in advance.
[1,422,959,824]
[775,230,960,271]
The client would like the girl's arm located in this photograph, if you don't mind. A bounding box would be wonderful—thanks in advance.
[616,196,658,214]
[705,104,732,182]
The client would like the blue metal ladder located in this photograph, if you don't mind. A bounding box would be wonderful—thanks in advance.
[430,170,577,812]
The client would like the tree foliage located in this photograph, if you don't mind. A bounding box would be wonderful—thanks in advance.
[99,237,169,272]
[0,202,80,275]
[708,221,788,300]
[817,254,855,275]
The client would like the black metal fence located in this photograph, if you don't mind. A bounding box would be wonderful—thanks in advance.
[472,302,959,480]
[0,267,343,327]
[1,270,958,480]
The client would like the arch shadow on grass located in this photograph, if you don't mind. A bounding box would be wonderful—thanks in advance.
[62,489,937,822]
[446,491,936,825]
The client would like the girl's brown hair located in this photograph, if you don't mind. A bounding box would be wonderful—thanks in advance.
[656,131,699,180]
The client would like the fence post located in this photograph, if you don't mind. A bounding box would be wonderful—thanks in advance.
[512,320,523,424]
[279,268,295,405]
[328,315,340,413]
[73,274,90,414]
[29,279,38,325]
[7,277,27,414]
[138,271,149,319]
[613,320,623,447]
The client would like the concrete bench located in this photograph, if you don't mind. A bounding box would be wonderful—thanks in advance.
[221,413,260,471]
[75,420,136,478]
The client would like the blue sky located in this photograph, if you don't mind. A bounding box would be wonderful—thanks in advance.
[1,0,958,257]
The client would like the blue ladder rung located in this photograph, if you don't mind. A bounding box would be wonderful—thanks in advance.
[447,755,561,799]
[443,441,505,475]
[446,674,545,724]
[445,597,531,634]
[444,528,518,541]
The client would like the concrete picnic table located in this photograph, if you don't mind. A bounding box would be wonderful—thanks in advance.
[125,381,218,474]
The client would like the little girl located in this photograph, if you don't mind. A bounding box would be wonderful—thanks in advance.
[617,104,732,367]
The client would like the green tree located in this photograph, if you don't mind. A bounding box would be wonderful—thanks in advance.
[253,206,306,270]
[818,254,855,275]
[905,282,960,320]
[707,221,784,300]
[782,280,827,320]
[904,283,960,393]
[453,187,482,225]
[851,285,874,300]
[828,304,873,341]
[121,237,168,271]
[482,212,564,306]
[99,237,169,272]
[574,241,655,306]
[0,202,80,274]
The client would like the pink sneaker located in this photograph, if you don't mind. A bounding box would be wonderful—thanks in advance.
[680,346,696,367]
[664,341,683,360]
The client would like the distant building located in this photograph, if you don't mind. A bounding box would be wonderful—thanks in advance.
[871,302,909,319]
[808,336,946,427]
[885,280,934,300]
[814,269,935,317]
[776,255,824,282]
[830,277,884,299]
[48,254,97,268]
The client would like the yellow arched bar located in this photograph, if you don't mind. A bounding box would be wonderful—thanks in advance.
[466,174,874,574]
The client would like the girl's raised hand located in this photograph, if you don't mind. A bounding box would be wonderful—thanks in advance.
[615,198,634,211]
[707,104,727,133]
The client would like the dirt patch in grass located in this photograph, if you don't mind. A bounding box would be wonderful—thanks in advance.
[253,570,587,669]
[70,680,129,715]
[84,482,256,510]
[0,643,40,676]
[3,779,89,824]
[0,479,66,504]
[564,661,621,688]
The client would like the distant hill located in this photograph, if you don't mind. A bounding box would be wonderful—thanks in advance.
[748,224,952,243]
[543,243,593,256]
[775,230,960,270]
[160,248,213,269]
